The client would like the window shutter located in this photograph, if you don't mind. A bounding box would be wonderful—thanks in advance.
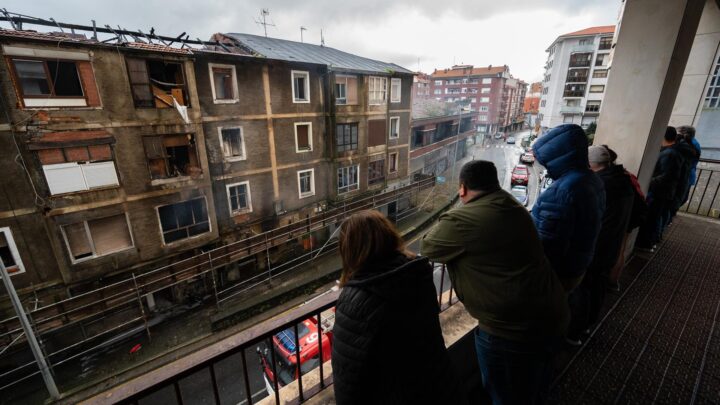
[368,119,386,147]
[82,162,119,189]
[296,125,309,149]
[88,215,132,256]
[64,223,93,259]
[346,77,358,104]
[43,163,86,194]
[126,58,153,105]
[76,61,101,107]
[143,136,165,159]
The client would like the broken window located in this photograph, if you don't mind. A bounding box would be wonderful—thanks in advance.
[143,134,200,180]
[337,165,359,194]
[292,70,310,103]
[295,123,312,152]
[220,127,245,160]
[210,64,237,102]
[158,198,210,244]
[0,228,24,275]
[227,182,252,215]
[62,214,134,262]
[368,159,385,185]
[127,58,189,108]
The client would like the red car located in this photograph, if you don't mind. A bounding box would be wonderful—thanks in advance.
[511,165,530,186]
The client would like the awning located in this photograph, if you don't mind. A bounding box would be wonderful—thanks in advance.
[27,130,116,150]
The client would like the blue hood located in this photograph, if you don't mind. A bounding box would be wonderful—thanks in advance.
[533,124,589,179]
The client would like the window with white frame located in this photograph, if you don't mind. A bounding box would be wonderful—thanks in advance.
[297,169,315,198]
[434,89,442,95]
[337,165,359,193]
[209,63,238,103]
[389,152,398,173]
[434,80,442,85]
[219,127,246,160]
[482,78,492,84]
[369,76,387,105]
[481,88,490,94]
[158,198,210,244]
[389,117,400,139]
[227,181,252,215]
[40,144,119,195]
[704,53,720,108]
[470,98,477,103]
[0,227,25,275]
[291,70,310,103]
[61,214,134,263]
[478,115,488,122]
[294,122,313,152]
[481,97,490,103]
[390,78,401,103]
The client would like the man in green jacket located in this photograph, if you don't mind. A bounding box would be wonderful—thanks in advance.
[422,160,569,405]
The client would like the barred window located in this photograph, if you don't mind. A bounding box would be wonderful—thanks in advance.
[705,54,720,108]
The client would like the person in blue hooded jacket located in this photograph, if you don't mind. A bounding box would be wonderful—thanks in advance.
[531,124,606,291]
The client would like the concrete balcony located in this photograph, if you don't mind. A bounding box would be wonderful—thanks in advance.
[560,105,584,114]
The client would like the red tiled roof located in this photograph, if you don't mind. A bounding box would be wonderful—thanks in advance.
[0,28,94,44]
[431,65,508,78]
[559,25,615,38]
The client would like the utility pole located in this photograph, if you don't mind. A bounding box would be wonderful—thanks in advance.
[0,260,60,400]
[300,26,307,43]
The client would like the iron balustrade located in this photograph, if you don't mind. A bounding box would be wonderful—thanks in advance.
[111,263,457,405]
[681,159,720,218]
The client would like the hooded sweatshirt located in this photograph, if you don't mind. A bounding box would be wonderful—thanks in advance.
[531,124,606,279]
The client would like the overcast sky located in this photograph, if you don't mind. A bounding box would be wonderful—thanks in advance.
[1,0,620,82]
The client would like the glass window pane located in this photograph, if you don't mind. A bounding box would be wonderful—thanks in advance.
[14,60,51,95]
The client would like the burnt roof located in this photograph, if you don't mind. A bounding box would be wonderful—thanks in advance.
[222,33,412,75]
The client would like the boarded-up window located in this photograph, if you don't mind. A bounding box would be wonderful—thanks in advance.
[143,134,200,179]
[368,119,386,147]
[0,228,25,275]
[295,123,311,152]
[62,214,133,262]
[158,198,210,244]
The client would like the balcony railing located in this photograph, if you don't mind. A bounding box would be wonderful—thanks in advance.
[563,90,585,97]
[560,105,584,114]
[569,60,591,68]
[110,262,458,405]
[566,74,588,83]
[681,160,720,218]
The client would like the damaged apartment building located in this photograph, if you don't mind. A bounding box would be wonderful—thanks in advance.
[0,19,414,347]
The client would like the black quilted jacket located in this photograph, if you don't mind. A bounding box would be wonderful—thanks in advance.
[331,253,466,405]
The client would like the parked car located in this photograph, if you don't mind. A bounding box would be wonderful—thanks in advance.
[511,185,529,206]
[494,132,504,140]
[511,165,529,186]
[506,136,516,144]
[520,152,535,164]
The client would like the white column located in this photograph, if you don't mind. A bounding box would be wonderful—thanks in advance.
[594,0,706,191]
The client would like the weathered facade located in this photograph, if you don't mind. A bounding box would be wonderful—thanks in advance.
[0,28,413,306]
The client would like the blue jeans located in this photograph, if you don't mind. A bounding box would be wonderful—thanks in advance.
[474,328,556,405]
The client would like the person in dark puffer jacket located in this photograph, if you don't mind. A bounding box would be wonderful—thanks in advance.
[531,124,605,291]
[331,210,466,405]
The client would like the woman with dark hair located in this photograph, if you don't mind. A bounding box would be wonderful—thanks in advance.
[331,210,466,405]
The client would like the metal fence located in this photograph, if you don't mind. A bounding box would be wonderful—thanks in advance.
[681,159,720,218]
[112,263,457,405]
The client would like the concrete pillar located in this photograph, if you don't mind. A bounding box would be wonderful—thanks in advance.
[670,0,720,127]
[594,0,706,191]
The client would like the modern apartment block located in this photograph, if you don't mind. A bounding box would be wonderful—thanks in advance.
[0,25,412,306]
[538,26,615,130]
[429,65,526,134]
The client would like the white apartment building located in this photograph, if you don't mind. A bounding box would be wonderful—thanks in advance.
[538,26,615,130]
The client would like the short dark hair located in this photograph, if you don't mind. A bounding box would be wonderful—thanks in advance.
[459,160,500,191]
[678,125,696,140]
[664,126,678,142]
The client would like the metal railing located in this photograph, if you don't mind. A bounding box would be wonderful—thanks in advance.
[111,263,457,405]
[681,160,720,218]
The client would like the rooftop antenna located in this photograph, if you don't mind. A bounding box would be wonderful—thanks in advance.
[255,8,275,37]
[300,26,307,43]
[320,28,325,47]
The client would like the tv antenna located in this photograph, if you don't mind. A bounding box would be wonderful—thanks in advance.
[320,28,325,47]
[255,8,275,37]
[300,26,307,43]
